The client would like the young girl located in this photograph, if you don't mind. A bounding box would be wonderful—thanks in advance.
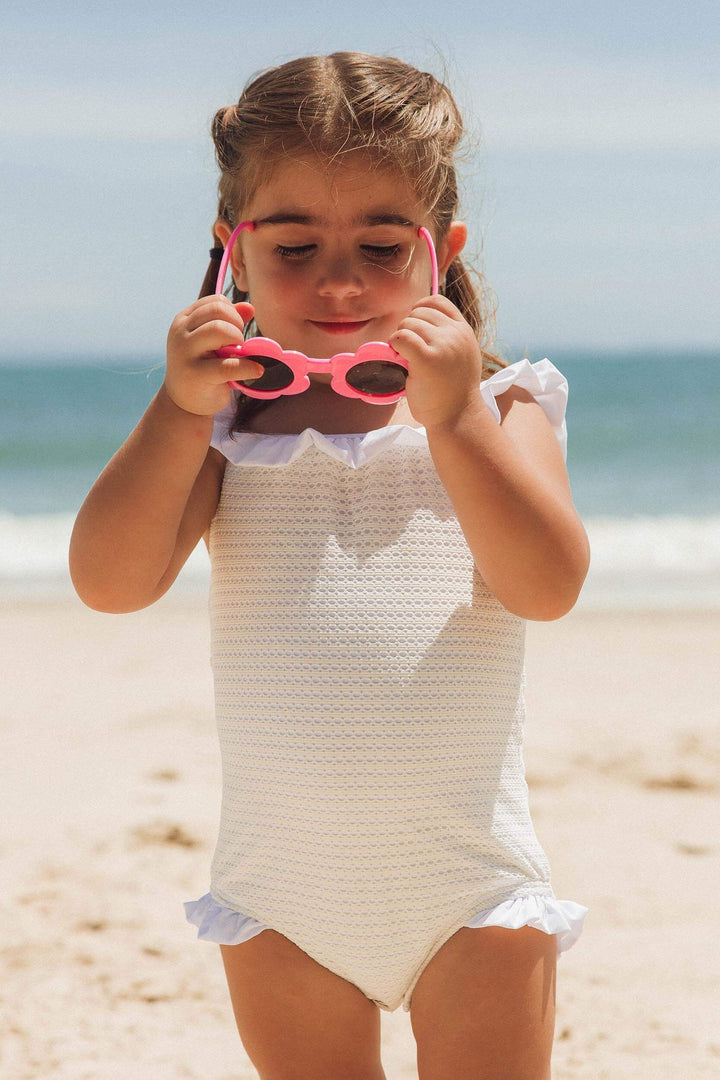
[70,52,589,1080]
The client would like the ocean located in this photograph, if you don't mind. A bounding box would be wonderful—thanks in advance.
[1,349,718,607]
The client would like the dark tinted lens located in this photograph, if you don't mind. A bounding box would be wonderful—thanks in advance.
[237,355,294,391]
[345,360,407,395]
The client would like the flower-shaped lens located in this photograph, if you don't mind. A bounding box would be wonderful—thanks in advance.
[239,354,295,391]
[345,360,407,395]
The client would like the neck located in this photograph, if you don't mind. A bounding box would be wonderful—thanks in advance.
[244,384,419,436]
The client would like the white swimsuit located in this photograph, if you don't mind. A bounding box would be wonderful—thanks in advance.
[185,358,586,1012]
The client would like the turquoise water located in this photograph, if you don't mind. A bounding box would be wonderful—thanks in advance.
[1,349,719,605]
[1,349,717,517]
[553,348,720,518]
[0,358,165,515]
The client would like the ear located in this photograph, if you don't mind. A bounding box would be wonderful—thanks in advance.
[213,218,251,293]
[436,220,467,279]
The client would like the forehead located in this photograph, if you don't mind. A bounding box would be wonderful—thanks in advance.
[242,152,426,227]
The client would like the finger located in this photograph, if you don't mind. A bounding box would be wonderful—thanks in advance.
[177,293,236,320]
[388,327,430,361]
[184,297,248,334]
[406,297,463,326]
[391,316,446,349]
[420,293,465,318]
[234,301,255,323]
[186,319,253,353]
[195,349,265,383]
[186,316,252,346]
[218,353,265,381]
[398,313,446,337]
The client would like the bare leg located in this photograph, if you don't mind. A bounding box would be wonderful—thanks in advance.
[220,931,387,1080]
[410,926,556,1080]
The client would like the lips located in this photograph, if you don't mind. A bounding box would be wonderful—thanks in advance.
[308,319,371,335]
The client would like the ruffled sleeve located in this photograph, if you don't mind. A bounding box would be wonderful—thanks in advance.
[480,358,568,461]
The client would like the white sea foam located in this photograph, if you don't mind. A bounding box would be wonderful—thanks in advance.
[1,512,719,608]
[579,515,720,609]
[0,512,210,599]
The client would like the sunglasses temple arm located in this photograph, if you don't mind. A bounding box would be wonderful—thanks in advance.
[215,220,256,295]
[217,221,437,296]
[417,226,439,295]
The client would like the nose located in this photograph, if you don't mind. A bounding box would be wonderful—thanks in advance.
[316,251,365,299]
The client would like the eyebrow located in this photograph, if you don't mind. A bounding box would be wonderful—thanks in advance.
[253,211,415,228]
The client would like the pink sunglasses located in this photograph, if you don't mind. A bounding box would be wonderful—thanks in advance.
[214,221,439,404]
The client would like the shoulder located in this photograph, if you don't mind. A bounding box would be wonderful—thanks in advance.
[492,383,571,491]
[495,383,556,435]
[479,358,569,463]
[494,383,537,415]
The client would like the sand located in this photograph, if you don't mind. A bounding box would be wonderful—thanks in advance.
[2,596,719,1079]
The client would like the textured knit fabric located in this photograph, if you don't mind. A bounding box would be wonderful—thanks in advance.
[186,358,587,1011]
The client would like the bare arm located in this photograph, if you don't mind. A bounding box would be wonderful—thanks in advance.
[69,390,223,612]
[69,295,263,613]
[391,295,590,621]
[425,387,589,620]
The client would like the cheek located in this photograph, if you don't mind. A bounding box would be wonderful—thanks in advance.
[245,274,303,342]
[372,263,422,301]
[395,272,432,314]
[376,257,434,309]
[246,260,306,303]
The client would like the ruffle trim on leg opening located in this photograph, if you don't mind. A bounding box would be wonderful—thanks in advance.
[184,892,269,945]
[184,890,588,956]
[463,893,587,953]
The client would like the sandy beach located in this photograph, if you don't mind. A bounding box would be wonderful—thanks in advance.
[2,596,719,1079]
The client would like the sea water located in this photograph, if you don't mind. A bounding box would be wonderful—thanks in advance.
[1,349,718,606]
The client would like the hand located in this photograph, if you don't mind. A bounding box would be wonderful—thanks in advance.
[389,295,485,429]
[164,296,264,416]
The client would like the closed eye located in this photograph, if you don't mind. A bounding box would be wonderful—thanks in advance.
[274,242,403,262]
[361,244,401,260]
[275,244,316,259]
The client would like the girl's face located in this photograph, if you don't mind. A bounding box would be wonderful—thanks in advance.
[215,153,466,360]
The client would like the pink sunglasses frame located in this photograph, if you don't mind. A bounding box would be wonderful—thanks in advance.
[214,220,439,404]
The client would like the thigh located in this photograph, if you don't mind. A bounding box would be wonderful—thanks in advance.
[410,926,556,1080]
[220,931,386,1080]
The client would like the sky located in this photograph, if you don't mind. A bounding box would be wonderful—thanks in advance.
[1,0,718,358]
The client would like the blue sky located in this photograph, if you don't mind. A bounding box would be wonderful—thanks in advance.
[2,1,718,357]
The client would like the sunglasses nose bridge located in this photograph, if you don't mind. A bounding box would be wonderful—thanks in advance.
[304,357,337,375]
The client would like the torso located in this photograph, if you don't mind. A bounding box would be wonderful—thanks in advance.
[204,383,420,545]
[206,435,552,1011]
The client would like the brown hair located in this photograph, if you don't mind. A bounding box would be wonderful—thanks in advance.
[200,52,504,427]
